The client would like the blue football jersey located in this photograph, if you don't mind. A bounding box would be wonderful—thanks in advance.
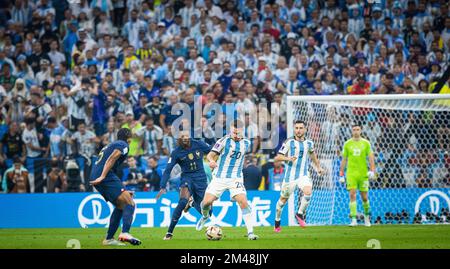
[90,140,129,181]
[160,139,211,188]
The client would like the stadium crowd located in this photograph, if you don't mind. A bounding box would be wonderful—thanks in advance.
[0,0,450,194]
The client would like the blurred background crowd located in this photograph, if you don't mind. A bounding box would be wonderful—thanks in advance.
[0,0,449,194]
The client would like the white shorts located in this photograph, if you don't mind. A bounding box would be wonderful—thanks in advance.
[280,176,312,198]
[206,176,247,199]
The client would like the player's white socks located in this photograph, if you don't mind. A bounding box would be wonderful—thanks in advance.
[201,201,211,218]
[298,195,311,215]
[241,206,254,234]
[275,199,286,221]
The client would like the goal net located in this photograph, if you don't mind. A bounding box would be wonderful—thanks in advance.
[285,94,450,226]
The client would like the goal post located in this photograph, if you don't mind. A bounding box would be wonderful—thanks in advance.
[286,94,450,226]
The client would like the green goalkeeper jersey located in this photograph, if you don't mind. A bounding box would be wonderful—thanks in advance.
[342,138,372,179]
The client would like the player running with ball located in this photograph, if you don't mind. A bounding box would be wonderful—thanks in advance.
[273,120,324,232]
[196,120,259,240]
[156,130,212,240]
[339,124,376,227]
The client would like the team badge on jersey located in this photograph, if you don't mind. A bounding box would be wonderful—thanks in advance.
[188,153,194,160]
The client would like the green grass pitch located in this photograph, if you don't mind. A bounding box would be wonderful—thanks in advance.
[1,225,450,249]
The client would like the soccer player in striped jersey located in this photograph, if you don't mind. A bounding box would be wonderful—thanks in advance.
[196,120,259,240]
[273,120,324,232]
[339,124,376,227]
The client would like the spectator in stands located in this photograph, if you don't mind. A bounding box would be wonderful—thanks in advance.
[67,122,98,159]
[267,159,284,191]
[136,117,163,156]
[3,157,29,193]
[348,73,370,95]
[22,116,47,192]
[0,121,26,170]
[47,160,66,193]
[121,110,143,156]
[243,155,262,190]
[145,156,162,191]
[123,156,148,192]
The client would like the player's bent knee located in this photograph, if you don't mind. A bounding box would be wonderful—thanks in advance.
[115,198,126,210]
[234,195,248,208]
[302,186,312,195]
[203,194,217,206]
[118,191,134,207]
[239,201,248,209]
[201,199,212,208]
[180,187,190,199]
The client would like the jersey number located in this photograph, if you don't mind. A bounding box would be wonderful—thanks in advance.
[230,150,242,159]
[235,182,244,189]
[189,162,197,171]
[95,146,107,165]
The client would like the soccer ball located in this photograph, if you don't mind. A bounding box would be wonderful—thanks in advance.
[205,225,223,240]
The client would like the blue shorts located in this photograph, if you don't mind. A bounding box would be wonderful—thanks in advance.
[180,177,208,205]
[92,175,124,205]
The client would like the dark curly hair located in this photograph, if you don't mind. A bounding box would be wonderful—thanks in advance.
[117,128,132,142]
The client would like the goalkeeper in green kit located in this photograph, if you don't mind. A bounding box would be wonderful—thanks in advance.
[339,124,376,227]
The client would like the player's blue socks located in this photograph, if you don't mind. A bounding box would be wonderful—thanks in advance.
[168,198,188,234]
[193,199,202,215]
[106,208,123,240]
[122,204,135,233]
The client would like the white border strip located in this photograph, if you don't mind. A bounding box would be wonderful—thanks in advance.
[287,94,450,102]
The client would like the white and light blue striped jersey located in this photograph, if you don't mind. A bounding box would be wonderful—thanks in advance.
[136,126,163,155]
[278,137,315,182]
[212,135,251,179]
[162,134,176,155]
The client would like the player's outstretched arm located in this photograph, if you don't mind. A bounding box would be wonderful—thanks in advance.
[157,152,178,199]
[310,152,324,176]
[274,153,297,163]
[90,149,122,185]
[207,151,219,169]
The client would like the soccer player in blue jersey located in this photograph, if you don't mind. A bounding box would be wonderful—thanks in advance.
[89,128,141,246]
[156,130,212,240]
[273,120,324,232]
[196,120,259,240]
